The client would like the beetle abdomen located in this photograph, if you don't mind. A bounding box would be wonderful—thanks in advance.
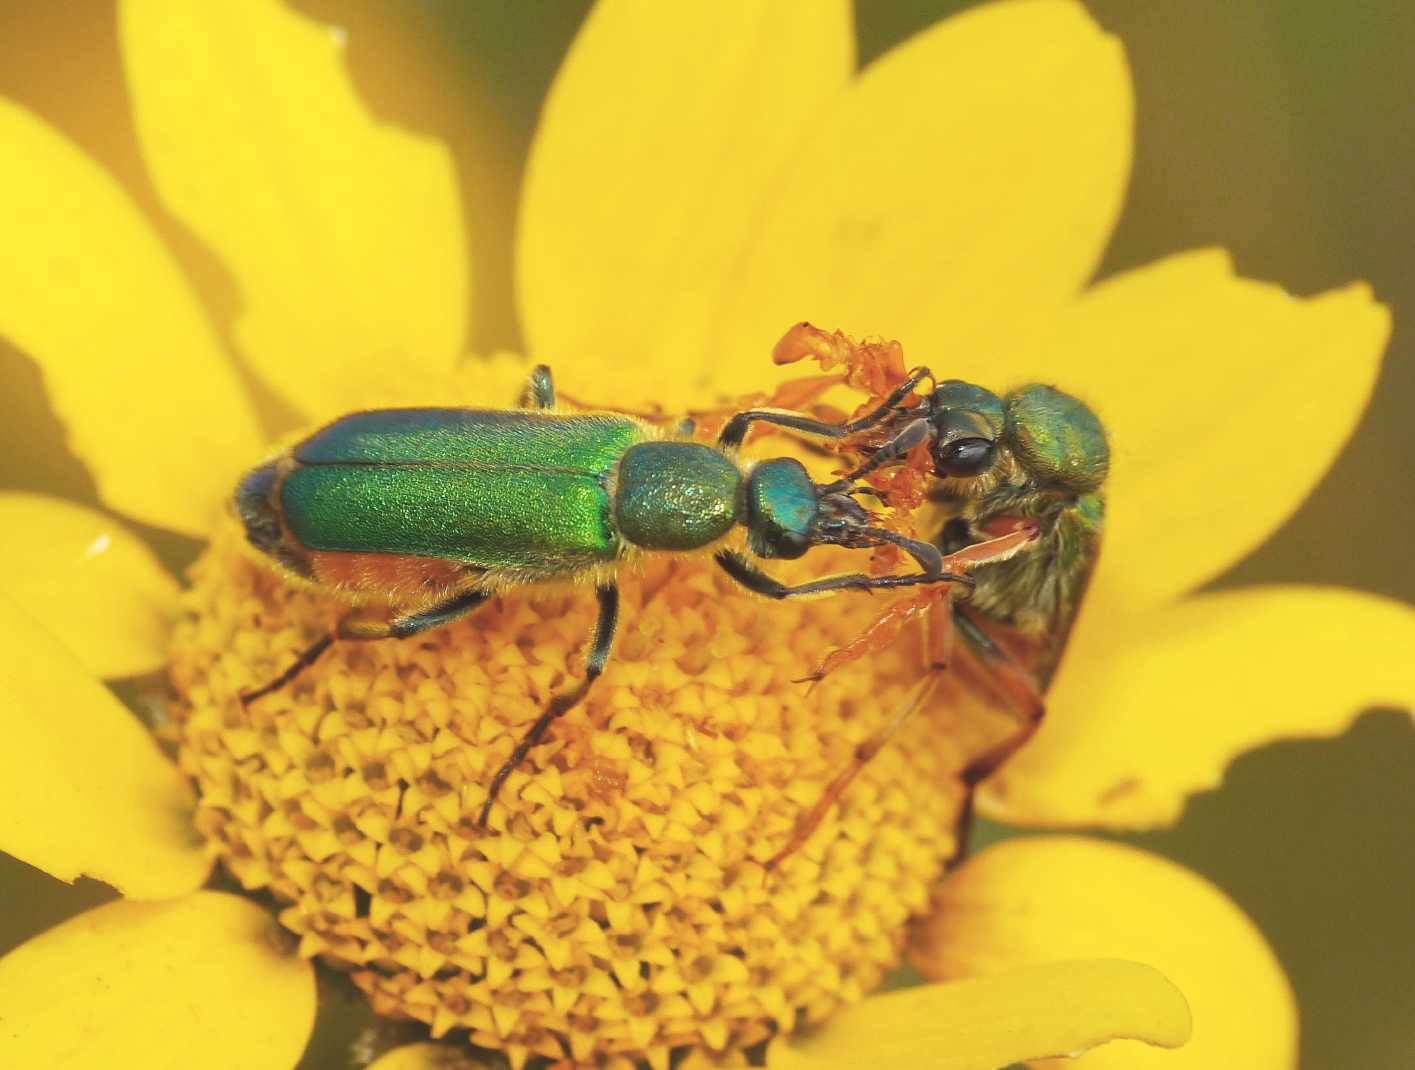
[235,459,313,578]
[306,550,474,601]
[235,461,282,553]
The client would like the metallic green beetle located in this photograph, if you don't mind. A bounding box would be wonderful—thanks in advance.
[727,372,1107,694]
[234,365,966,822]
[896,379,1107,785]
[725,372,1109,865]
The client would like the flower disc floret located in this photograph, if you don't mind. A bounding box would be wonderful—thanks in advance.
[168,520,967,1067]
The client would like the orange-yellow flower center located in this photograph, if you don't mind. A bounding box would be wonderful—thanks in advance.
[168,519,969,1068]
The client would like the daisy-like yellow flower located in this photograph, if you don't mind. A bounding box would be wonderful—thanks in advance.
[1,2,1410,1069]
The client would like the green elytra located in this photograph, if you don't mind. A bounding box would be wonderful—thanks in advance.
[234,364,966,826]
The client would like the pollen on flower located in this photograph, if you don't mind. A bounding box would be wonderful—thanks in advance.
[168,519,970,1069]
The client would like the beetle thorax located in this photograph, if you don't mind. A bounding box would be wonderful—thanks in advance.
[613,441,742,551]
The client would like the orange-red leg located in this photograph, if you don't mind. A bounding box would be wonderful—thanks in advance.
[797,589,941,686]
[767,670,947,870]
[768,588,1049,872]
[768,603,958,868]
[799,526,1039,686]
[942,606,1047,871]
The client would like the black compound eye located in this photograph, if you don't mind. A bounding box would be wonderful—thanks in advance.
[766,529,811,560]
[933,436,996,477]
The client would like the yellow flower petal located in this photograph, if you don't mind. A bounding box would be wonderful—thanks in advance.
[119,0,468,419]
[0,493,179,678]
[710,0,1132,398]
[517,0,853,405]
[0,592,208,898]
[0,892,315,1070]
[0,100,261,536]
[368,1043,488,1070]
[771,958,1189,1070]
[984,585,1415,829]
[912,836,1294,1070]
[1047,248,1389,612]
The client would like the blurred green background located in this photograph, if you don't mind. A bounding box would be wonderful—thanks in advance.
[0,3,1411,1068]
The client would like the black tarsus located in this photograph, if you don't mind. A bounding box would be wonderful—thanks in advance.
[822,417,933,490]
[714,549,968,601]
[478,583,620,825]
[239,586,493,705]
[523,364,556,409]
[848,523,947,577]
[238,634,335,705]
[716,366,933,448]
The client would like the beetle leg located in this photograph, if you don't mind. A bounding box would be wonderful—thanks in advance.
[717,409,859,449]
[239,586,494,705]
[714,550,969,599]
[767,600,956,868]
[716,366,932,447]
[942,606,1047,871]
[768,670,946,869]
[847,524,947,576]
[819,417,931,490]
[796,589,941,686]
[338,586,495,641]
[792,528,1040,686]
[237,634,336,705]
[952,607,1046,784]
[479,583,620,825]
[521,364,556,409]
